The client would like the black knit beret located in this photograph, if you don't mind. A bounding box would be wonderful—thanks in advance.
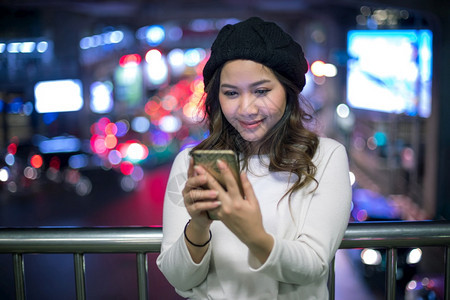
[203,17,309,91]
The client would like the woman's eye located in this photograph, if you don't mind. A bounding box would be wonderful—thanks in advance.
[224,90,238,97]
[255,89,270,96]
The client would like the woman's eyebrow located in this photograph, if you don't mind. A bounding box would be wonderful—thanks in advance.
[220,79,271,89]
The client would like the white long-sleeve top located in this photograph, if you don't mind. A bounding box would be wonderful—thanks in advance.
[156,137,352,299]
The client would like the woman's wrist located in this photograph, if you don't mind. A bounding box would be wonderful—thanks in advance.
[184,220,211,247]
[246,232,274,264]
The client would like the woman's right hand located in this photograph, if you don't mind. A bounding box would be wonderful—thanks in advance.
[182,158,221,262]
[182,158,221,228]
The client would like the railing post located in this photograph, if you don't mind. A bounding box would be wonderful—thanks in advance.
[446,246,450,300]
[386,248,397,300]
[13,253,26,300]
[136,252,149,300]
[328,256,336,300]
[74,253,86,300]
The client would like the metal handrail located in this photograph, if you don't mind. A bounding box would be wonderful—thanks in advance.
[1,221,449,300]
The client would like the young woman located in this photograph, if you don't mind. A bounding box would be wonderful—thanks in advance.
[157,17,352,299]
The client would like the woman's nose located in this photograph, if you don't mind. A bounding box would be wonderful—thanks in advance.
[238,94,258,115]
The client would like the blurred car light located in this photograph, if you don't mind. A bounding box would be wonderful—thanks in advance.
[361,248,382,265]
[406,248,422,265]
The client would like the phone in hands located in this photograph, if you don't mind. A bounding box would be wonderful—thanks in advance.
[191,150,243,220]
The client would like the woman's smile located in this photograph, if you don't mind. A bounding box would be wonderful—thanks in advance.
[238,118,264,129]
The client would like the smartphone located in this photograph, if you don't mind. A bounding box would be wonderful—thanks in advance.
[191,150,244,220]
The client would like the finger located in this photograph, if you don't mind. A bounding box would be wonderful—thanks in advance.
[187,157,195,178]
[187,189,218,204]
[217,159,241,197]
[240,172,257,204]
[191,199,222,213]
[184,189,218,206]
[183,171,208,194]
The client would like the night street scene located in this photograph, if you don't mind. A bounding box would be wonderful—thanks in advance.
[1,0,450,299]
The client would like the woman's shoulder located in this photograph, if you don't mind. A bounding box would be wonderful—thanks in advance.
[314,137,347,162]
[171,146,194,167]
[317,136,345,151]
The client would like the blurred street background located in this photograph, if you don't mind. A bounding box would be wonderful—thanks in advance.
[1,0,450,299]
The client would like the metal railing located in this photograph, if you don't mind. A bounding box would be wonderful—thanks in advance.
[1,221,450,300]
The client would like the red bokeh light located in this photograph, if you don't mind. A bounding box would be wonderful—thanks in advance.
[120,161,134,176]
[30,154,43,168]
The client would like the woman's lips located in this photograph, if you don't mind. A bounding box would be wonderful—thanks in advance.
[239,119,263,129]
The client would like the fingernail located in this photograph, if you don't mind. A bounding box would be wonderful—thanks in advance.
[217,159,225,169]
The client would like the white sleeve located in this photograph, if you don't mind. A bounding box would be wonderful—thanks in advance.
[156,149,212,292]
[251,142,352,285]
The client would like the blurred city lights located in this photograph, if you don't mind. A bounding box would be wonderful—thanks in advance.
[373,132,387,146]
[20,42,36,53]
[160,115,182,133]
[7,143,17,155]
[131,116,150,133]
[144,49,168,85]
[367,137,377,150]
[90,81,114,114]
[115,120,129,137]
[49,156,61,170]
[361,248,382,265]
[34,79,84,113]
[96,117,111,133]
[108,150,122,165]
[168,48,186,76]
[151,130,171,146]
[167,26,183,41]
[336,104,350,118]
[119,54,141,67]
[347,29,432,117]
[68,154,89,169]
[0,167,9,182]
[145,25,165,46]
[80,30,124,49]
[310,60,338,77]
[75,177,92,196]
[5,153,15,166]
[7,182,17,193]
[120,175,137,192]
[65,169,80,185]
[43,113,58,125]
[336,103,355,132]
[24,166,38,180]
[126,142,148,161]
[349,171,356,185]
[30,154,43,169]
[7,43,21,53]
[356,209,368,222]
[92,135,107,154]
[406,248,422,264]
[131,165,144,181]
[104,134,118,149]
[184,48,206,67]
[38,136,81,153]
[36,41,49,53]
[105,122,118,135]
[120,161,134,176]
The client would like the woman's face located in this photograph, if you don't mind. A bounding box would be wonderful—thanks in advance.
[219,59,286,144]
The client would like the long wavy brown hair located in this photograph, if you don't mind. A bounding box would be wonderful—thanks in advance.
[192,64,319,200]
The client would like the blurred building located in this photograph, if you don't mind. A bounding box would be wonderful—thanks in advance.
[0,0,449,221]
